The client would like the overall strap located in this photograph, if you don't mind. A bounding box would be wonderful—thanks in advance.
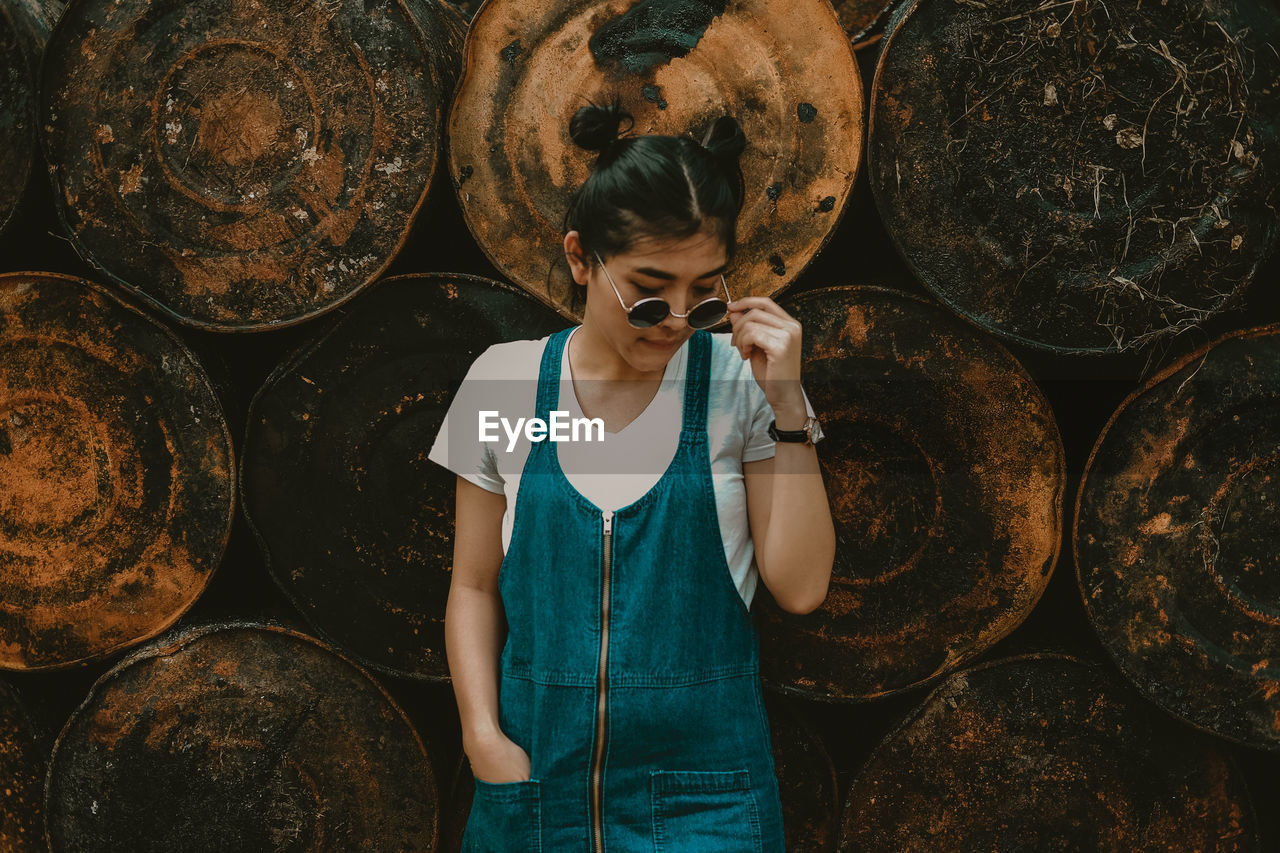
[682,329,711,438]
[535,327,574,421]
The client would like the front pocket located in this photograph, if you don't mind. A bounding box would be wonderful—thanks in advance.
[651,769,763,853]
[461,777,542,853]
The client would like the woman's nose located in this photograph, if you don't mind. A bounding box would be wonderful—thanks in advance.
[660,304,690,329]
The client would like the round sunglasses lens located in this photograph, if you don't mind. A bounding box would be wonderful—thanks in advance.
[688,300,727,329]
[629,300,669,328]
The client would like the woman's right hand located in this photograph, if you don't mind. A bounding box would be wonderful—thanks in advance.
[465,727,532,784]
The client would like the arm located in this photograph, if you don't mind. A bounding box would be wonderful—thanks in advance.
[443,475,532,782]
[743,447,834,614]
[730,297,835,614]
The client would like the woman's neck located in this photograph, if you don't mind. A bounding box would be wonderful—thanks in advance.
[570,322,666,382]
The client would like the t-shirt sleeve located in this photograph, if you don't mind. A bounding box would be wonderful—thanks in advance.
[427,346,506,494]
[742,367,817,463]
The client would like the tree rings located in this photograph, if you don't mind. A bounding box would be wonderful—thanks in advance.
[759,286,1064,700]
[41,0,461,330]
[44,621,438,851]
[839,654,1258,850]
[0,272,233,670]
[240,274,568,680]
[448,0,864,318]
[868,0,1280,353]
[1076,322,1280,750]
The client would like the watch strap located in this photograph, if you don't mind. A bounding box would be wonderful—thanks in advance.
[768,418,811,443]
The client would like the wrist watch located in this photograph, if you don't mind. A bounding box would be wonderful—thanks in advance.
[768,416,824,445]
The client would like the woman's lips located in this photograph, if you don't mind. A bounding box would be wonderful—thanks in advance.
[641,337,680,349]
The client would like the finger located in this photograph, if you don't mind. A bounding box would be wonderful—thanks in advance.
[731,322,752,359]
[733,308,796,333]
[735,323,787,358]
[733,310,802,358]
[727,296,795,323]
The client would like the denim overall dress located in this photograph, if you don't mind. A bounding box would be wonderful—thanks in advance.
[459,327,786,852]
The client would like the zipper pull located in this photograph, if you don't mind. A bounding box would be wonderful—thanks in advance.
[602,509,613,535]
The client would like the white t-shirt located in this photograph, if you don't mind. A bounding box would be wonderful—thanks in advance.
[428,326,813,610]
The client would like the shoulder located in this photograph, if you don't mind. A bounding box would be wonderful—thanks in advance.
[704,331,754,381]
[704,331,764,399]
[465,334,557,381]
[702,331,769,419]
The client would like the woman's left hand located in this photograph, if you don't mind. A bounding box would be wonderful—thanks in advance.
[727,296,806,421]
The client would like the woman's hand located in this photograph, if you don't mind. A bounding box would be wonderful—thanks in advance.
[464,727,532,784]
[727,296,806,426]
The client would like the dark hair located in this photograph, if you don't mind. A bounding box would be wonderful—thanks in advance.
[559,94,748,312]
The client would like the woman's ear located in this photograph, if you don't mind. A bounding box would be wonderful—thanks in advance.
[564,231,590,285]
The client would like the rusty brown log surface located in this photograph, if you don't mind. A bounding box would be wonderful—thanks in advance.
[0,678,44,851]
[757,286,1064,701]
[44,621,438,852]
[447,0,864,320]
[867,0,1280,354]
[838,653,1259,851]
[40,0,463,331]
[1075,322,1280,751]
[240,274,568,681]
[0,271,233,671]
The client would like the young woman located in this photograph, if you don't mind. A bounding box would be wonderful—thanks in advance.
[430,100,836,852]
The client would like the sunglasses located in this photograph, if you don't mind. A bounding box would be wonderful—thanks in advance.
[593,251,732,330]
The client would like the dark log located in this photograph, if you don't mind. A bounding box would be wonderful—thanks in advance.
[440,0,476,22]
[0,1,63,236]
[0,7,35,237]
[764,690,840,852]
[0,271,233,671]
[838,653,1259,851]
[440,747,471,853]
[408,0,469,113]
[759,285,1064,701]
[831,0,898,46]
[240,273,568,680]
[1075,321,1280,751]
[867,0,1280,354]
[0,677,44,851]
[44,621,438,852]
[447,0,864,319]
[40,0,464,331]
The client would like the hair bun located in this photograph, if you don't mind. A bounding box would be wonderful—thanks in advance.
[700,115,747,164]
[570,99,634,152]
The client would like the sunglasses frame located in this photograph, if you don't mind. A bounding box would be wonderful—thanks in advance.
[592,251,732,330]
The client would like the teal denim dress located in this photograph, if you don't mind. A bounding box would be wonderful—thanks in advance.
[460,327,786,852]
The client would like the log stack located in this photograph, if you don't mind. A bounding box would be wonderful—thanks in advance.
[1,0,1278,847]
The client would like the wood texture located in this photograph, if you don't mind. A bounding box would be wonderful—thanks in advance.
[758,285,1064,700]
[448,0,864,319]
[0,271,233,670]
[1076,321,1280,750]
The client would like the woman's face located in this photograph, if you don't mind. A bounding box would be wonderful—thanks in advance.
[566,228,730,373]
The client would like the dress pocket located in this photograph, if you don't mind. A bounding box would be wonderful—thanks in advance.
[651,769,763,853]
[461,777,542,853]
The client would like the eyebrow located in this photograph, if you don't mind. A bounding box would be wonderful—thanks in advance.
[632,264,728,281]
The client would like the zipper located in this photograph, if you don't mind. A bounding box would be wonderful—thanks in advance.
[589,509,614,853]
